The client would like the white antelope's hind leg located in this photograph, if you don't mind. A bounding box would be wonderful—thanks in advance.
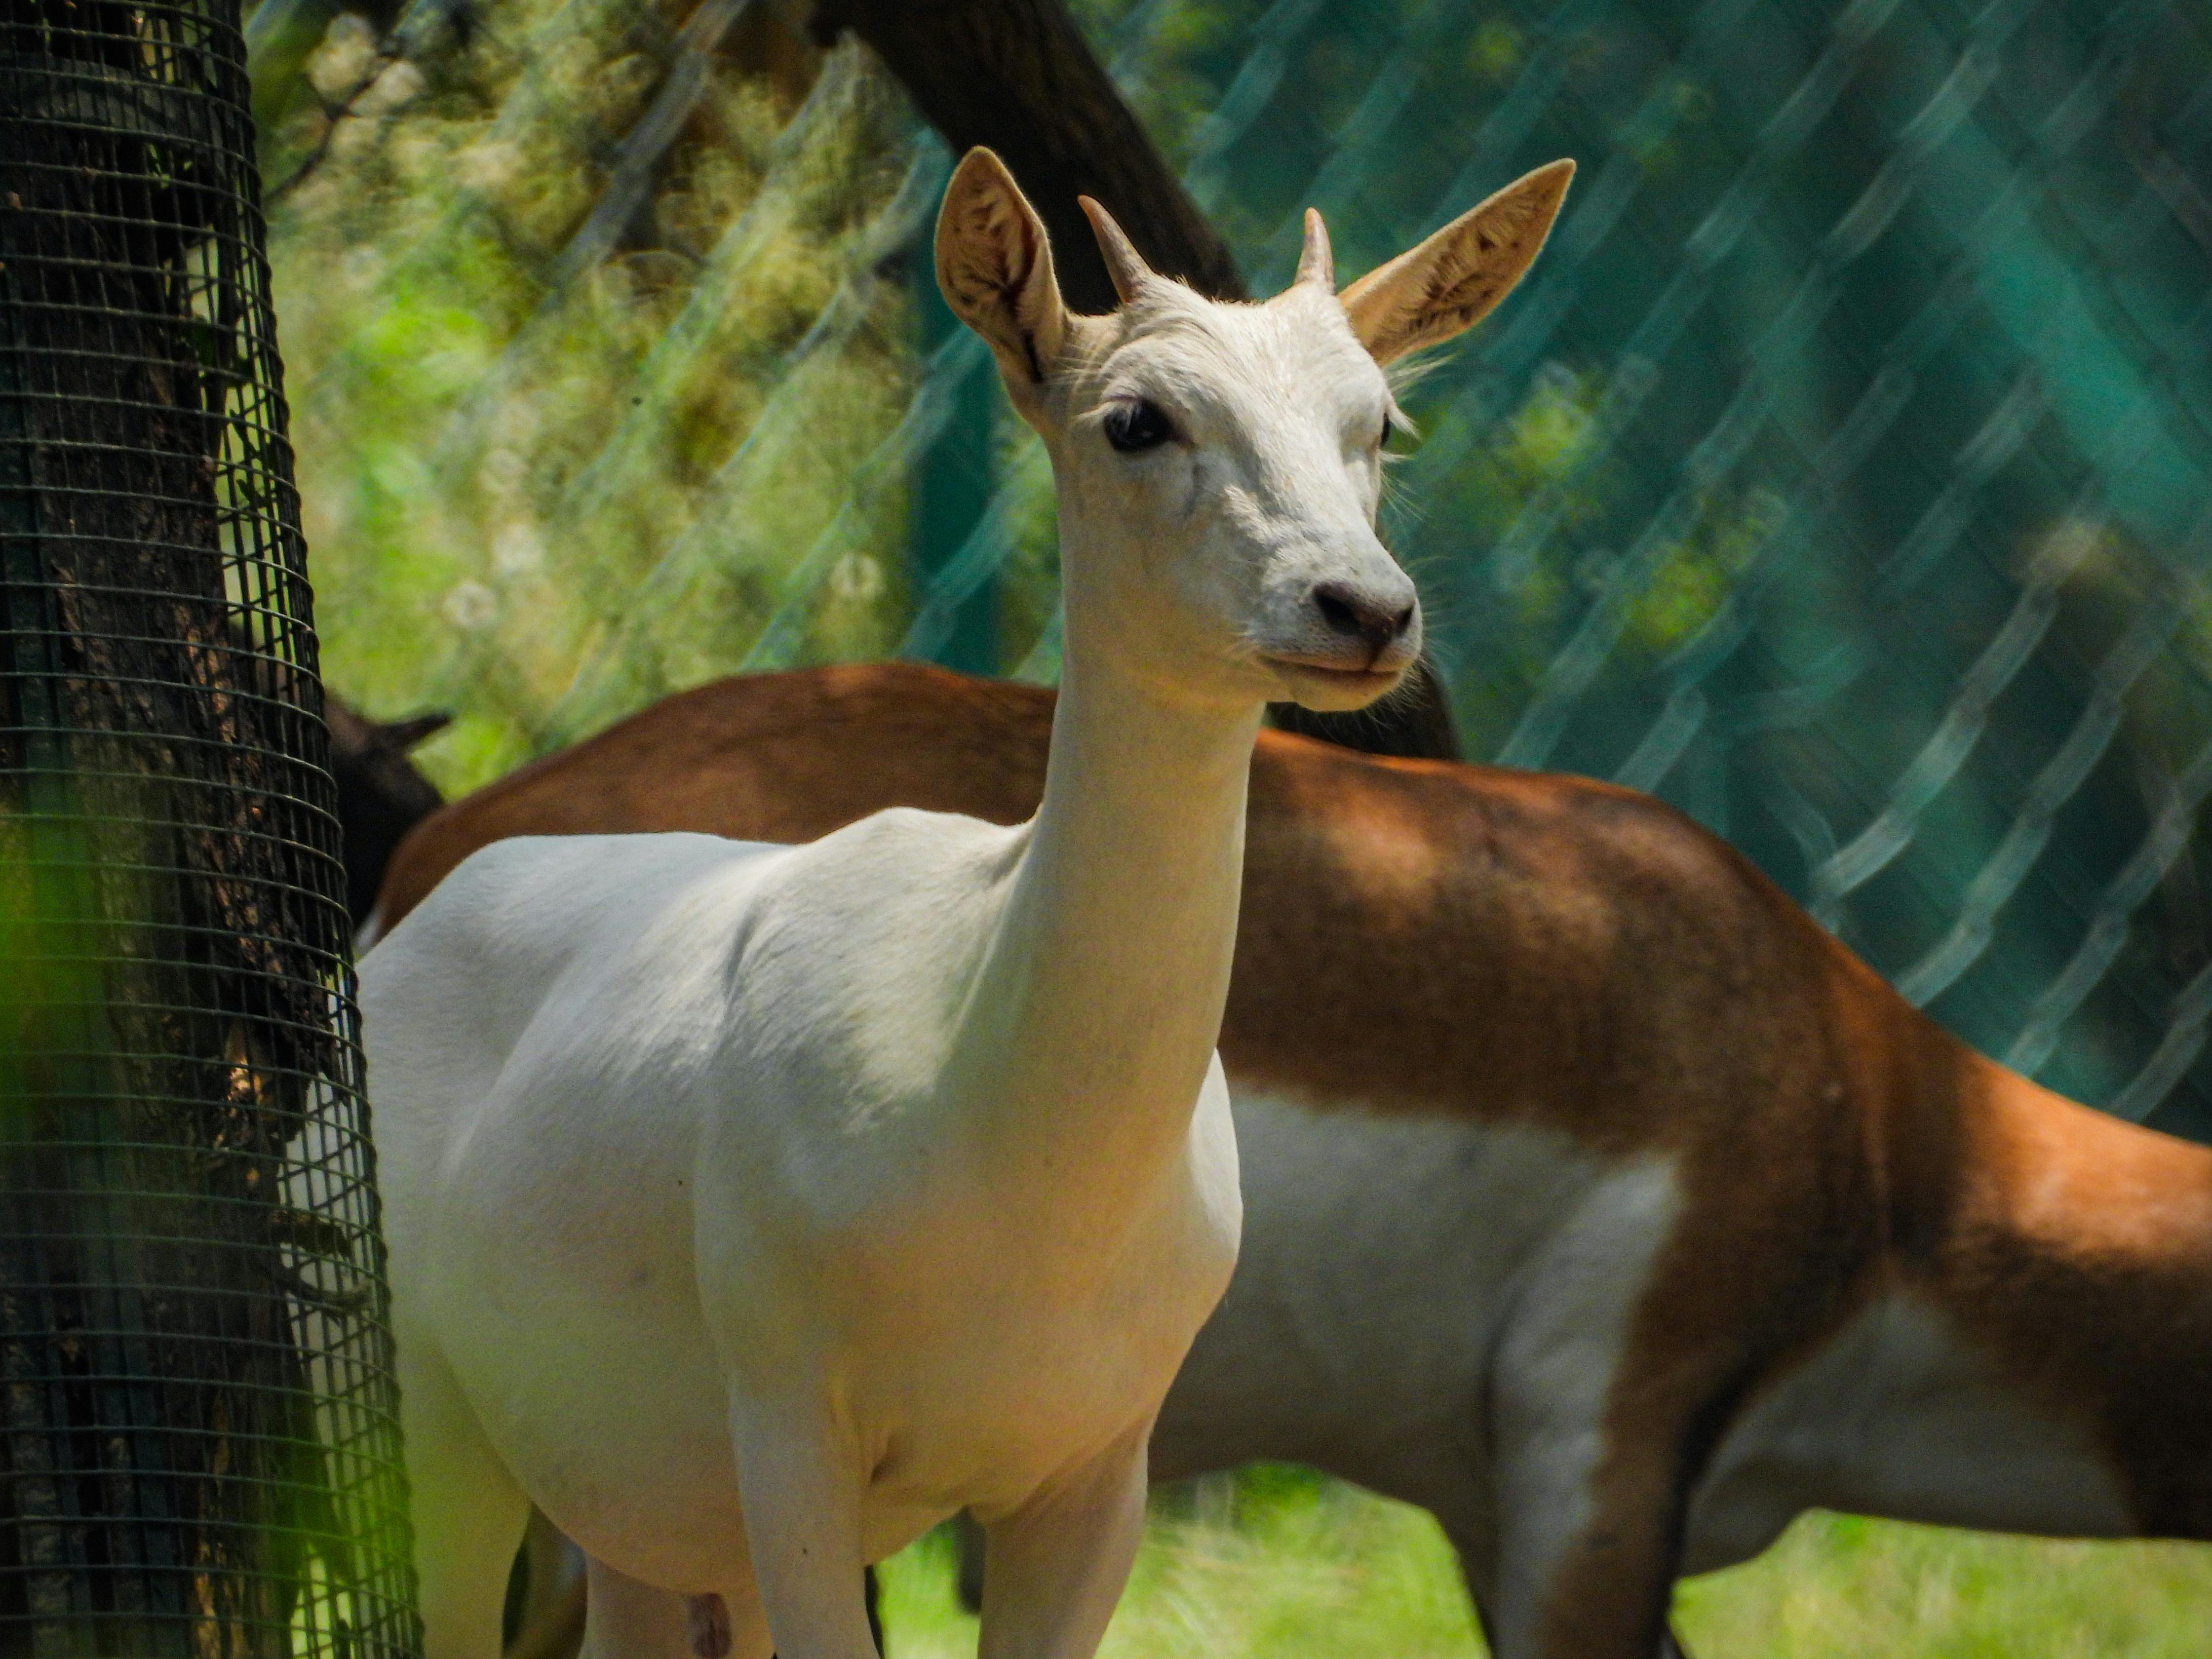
[976,1422,1150,1659]
[402,1345,530,1659]
[576,1559,772,1659]
[507,1509,587,1659]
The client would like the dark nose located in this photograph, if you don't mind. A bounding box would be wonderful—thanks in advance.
[1312,581,1415,658]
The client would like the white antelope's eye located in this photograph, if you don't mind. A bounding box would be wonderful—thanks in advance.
[1379,412,1398,448]
[1104,399,1175,453]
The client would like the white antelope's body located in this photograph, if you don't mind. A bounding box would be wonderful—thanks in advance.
[368,815,1238,1593]
[374,664,2212,1659]
[361,150,1573,1659]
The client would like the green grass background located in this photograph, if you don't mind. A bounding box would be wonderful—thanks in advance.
[875,1468,2212,1658]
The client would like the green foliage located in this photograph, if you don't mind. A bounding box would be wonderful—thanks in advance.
[1679,1511,2212,1659]
[260,0,1713,799]
[267,0,2212,1129]
[266,1,922,794]
[877,1473,2212,1658]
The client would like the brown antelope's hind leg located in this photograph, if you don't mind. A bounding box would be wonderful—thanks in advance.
[954,1510,988,1615]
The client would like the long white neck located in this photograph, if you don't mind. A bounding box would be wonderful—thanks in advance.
[950,555,1260,1237]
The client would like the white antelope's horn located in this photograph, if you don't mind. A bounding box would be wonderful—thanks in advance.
[1295,208,1334,291]
[1078,195,1154,306]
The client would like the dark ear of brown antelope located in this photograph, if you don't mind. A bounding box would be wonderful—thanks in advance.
[324,695,449,929]
[371,663,2212,1659]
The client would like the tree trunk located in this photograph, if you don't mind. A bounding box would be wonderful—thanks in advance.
[809,0,1244,314]
[1,5,367,1654]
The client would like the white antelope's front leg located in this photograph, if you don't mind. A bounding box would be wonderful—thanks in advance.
[976,1420,1152,1659]
[728,1400,879,1659]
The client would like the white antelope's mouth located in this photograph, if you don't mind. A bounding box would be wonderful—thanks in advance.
[1261,655,1407,704]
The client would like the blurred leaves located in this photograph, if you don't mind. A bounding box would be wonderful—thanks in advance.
[263,0,921,793]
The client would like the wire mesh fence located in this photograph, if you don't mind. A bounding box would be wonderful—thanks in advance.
[266,0,2212,1137]
[1143,0,2212,1135]
[889,0,2212,1139]
[2,2,418,1654]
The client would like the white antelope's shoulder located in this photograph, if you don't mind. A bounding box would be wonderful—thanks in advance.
[695,807,1026,1111]
[750,805,1027,940]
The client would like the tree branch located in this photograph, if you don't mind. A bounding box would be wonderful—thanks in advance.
[808,0,1243,312]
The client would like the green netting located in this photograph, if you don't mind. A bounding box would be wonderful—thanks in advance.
[896,0,2212,1137]
[968,0,2212,1137]
[263,0,2212,1136]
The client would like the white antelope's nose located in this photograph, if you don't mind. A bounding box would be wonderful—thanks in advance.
[1311,579,1418,665]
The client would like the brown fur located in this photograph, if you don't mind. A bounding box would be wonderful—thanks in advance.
[376,662,2212,1655]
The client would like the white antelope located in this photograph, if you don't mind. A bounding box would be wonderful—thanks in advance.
[373,664,2212,1659]
[358,149,1574,1659]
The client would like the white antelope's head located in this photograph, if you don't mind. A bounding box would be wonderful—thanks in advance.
[935,147,1572,713]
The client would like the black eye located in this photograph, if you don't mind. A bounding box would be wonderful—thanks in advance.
[1379,412,1398,448]
[1104,399,1175,453]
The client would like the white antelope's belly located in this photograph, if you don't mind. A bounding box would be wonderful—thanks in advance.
[424,1211,1226,1584]
[408,1086,1235,1587]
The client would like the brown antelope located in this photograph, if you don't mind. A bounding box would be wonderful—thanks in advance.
[368,661,2212,1659]
[357,150,1575,1659]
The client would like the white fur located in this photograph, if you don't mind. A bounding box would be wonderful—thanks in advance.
[1149,1097,1683,1658]
[1682,1290,2133,1573]
[510,1086,2150,1659]
[1153,1100,1624,1530]
[357,147,1561,1659]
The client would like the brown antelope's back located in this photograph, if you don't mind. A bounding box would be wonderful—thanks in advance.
[372,665,1056,936]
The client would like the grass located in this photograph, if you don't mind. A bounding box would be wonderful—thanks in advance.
[876,1468,2212,1659]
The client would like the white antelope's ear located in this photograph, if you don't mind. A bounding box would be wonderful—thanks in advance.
[1340,158,1574,366]
[936,148,1069,385]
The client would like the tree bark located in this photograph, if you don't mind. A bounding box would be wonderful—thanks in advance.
[808,0,1244,313]
[1,5,360,1652]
